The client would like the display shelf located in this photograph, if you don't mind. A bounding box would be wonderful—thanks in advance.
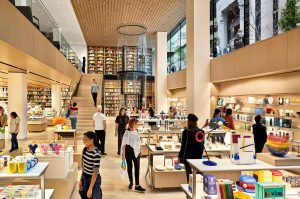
[28,87,51,108]
[61,87,71,115]
[103,80,121,116]
[0,86,8,113]
[124,80,141,94]
[0,162,49,178]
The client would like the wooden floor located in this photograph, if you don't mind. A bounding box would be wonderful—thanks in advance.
[1,118,186,199]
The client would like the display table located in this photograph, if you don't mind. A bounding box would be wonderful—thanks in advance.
[28,118,48,132]
[183,159,300,199]
[55,129,77,150]
[0,162,50,199]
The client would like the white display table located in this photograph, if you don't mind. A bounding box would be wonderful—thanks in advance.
[0,162,50,199]
[183,159,300,199]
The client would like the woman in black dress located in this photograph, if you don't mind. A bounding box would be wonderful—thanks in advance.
[252,115,267,153]
[115,108,130,155]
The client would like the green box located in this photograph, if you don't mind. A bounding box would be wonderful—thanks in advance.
[255,182,285,199]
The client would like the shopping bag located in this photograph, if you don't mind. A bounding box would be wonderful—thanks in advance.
[120,160,127,178]
[0,128,4,134]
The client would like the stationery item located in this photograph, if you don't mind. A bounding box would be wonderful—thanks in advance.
[237,175,256,193]
[253,170,272,182]
[272,170,283,183]
[255,182,285,199]
[153,155,165,167]
[217,179,235,199]
[231,133,256,165]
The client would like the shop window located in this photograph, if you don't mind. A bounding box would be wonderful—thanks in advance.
[273,0,279,35]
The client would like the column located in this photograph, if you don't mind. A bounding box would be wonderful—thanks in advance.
[8,73,27,139]
[186,0,211,124]
[154,32,168,113]
[51,84,62,116]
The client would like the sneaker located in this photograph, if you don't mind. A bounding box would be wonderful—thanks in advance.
[128,182,133,189]
[135,185,146,192]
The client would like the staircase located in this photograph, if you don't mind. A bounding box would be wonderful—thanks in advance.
[72,74,103,139]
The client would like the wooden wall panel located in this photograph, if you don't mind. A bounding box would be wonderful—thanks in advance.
[215,71,300,96]
[167,69,186,90]
[211,27,300,82]
[287,28,300,69]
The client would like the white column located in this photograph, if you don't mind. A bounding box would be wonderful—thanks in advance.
[8,73,27,139]
[154,32,168,113]
[51,84,62,116]
[186,0,211,124]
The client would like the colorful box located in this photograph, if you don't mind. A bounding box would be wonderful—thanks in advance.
[253,170,272,182]
[203,174,217,195]
[255,182,285,199]
[272,170,282,183]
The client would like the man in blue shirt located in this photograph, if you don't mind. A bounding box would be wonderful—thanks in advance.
[210,108,227,129]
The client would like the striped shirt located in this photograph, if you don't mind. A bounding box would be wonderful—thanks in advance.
[82,147,101,177]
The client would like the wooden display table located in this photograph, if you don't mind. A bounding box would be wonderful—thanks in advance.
[55,129,77,150]
[257,152,300,166]
[27,118,48,132]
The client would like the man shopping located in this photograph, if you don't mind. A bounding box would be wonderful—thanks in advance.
[91,79,99,107]
[93,105,107,155]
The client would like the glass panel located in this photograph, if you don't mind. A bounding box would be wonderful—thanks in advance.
[181,22,186,47]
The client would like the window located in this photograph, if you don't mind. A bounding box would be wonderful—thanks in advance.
[255,0,261,42]
[167,18,186,73]
[273,0,279,35]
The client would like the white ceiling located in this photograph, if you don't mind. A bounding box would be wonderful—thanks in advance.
[40,0,87,60]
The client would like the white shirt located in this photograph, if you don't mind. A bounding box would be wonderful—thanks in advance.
[10,117,20,134]
[121,130,140,158]
[93,112,106,130]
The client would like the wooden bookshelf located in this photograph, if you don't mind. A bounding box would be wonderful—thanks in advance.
[104,80,121,117]
[27,87,51,108]
[146,82,155,108]
[0,86,8,113]
[61,87,71,114]
[104,47,116,75]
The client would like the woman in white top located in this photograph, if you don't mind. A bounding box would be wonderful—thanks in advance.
[121,118,146,192]
[9,112,20,152]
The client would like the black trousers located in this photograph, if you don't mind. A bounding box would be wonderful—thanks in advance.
[117,130,125,155]
[92,92,97,106]
[125,145,140,185]
[184,160,192,183]
[95,130,105,154]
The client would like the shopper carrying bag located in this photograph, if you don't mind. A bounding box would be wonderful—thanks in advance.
[79,131,102,199]
[115,108,129,155]
[121,118,146,192]
[9,112,20,152]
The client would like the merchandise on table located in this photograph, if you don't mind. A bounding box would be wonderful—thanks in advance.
[266,133,290,157]
[0,185,39,199]
[0,154,38,174]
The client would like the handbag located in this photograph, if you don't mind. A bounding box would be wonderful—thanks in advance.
[0,127,4,134]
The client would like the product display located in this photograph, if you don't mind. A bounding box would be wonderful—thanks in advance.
[103,80,121,116]
[266,132,290,157]
[0,154,38,174]
[27,87,51,108]
[0,185,40,199]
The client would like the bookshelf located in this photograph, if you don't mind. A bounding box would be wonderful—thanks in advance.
[125,47,137,71]
[104,47,116,75]
[88,47,105,74]
[123,80,141,94]
[145,48,153,75]
[103,80,121,116]
[146,82,155,108]
[27,87,51,108]
[68,50,76,67]
[61,87,71,114]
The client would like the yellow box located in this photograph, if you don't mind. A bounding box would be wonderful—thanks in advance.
[254,170,272,182]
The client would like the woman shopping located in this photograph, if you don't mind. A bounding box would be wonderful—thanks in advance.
[121,118,146,192]
[79,131,102,199]
[69,102,79,129]
[115,108,129,155]
[9,112,20,152]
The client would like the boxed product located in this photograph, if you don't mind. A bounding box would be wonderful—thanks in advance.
[216,179,234,199]
[255,182,285,199]
[203,174,217,195]
[188,174,202,193]
[253,170,272,182]
[152,155,165,167]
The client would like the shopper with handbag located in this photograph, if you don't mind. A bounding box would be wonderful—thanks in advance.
[179,114,208,182]
[79,131,102,199]
[121,118,146,192]
[115,108,129,155]
[9,112,20,152]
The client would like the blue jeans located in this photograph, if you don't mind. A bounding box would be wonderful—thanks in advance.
[80,174,102,199]
[70,117,77,129]
[11,133,18,150]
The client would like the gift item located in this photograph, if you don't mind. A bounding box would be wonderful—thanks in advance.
[49,143,63,155]
[237,175,256,193]
[153,155,165,167]
[203,174,217,195]
[272,170,283,183]
[40,144,50,155]
[28,144,38,155]
[266,133,289,157]
[216,179,234,199]
[233,192,251,199]
[255,182,285,199]
[253,170,272,182]
[231,133,256,165]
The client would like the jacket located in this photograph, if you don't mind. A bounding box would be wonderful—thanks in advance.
[178,127,204,160]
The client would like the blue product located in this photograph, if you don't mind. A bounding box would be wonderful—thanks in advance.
[203,174,217,195]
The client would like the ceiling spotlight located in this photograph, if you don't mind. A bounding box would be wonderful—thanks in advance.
[27,70,30,73]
